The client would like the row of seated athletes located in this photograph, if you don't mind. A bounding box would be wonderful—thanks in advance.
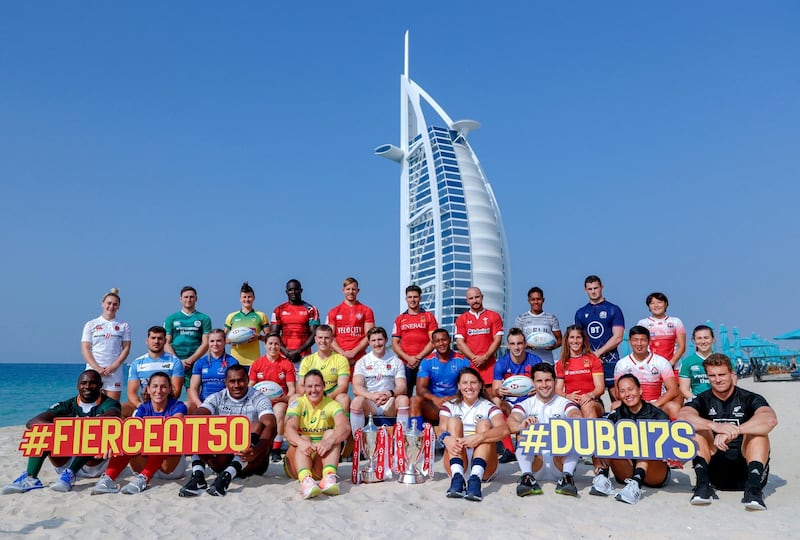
[83,275,690,412]
[5,329,775,511]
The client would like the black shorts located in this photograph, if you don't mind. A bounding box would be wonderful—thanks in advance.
[709,452,769,491]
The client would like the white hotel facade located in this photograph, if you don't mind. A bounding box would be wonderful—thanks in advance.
[375,33,511,332]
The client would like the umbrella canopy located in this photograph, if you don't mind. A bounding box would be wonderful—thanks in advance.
[775,328,800,340]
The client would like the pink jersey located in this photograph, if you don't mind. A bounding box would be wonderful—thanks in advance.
[327,302,375,360]
[614,353,675,402]
[637,316,685,361]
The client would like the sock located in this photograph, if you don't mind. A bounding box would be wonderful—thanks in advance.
[470,457,486,480]
[410,416,424,431]
[562,452,579,476]
[226,458,244,480]
[68,457,91,474]
[140,455,164,482]
[191,456,204,475]
[632,466,646,488]
[397,406,409,429]
[322,465,337,477]
[273,440,281,450]
[298,468,312,482]
[104,456,131,481]
[501,435,514,453]
[26,455,48,477]
[450,457,465,477]
[350,408,365,435]
[692,456,710,485]
[516,449,534,476]
[745,461,765,489]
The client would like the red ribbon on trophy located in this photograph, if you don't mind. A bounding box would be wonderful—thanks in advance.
[422,422,434,478]
[375,427,388,481]
[394,422,406,474]
[352,428,362,484]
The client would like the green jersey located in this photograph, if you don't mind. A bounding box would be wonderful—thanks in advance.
[164,310,212,359]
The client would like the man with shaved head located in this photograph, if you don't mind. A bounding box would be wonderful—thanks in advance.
[454,287,504,395]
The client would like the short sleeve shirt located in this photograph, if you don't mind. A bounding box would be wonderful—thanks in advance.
[493,352,543,404]
[555,353,604,396]
[224,310,269,366]
[392,310,439,361]
[134,398,187,418]
[298,352,351,396]
[574,300,625,363]
[354,352,406,393]
[249,355,297,395]
[514,311,561,364]
[636,316,685,362]
[417,353,472,397]
[613,353,674,402]
[81,316,131,367]
[679,353,711,395]
[48,395,121,418]
[440,397,502,436]
[192,354,239,401]
[326,302,375,360]
[164,310,212,359]
[454,309,504,362]
[201,388,275,422]
[286,395,344,442]
[511,394,579,424]
[607,401,669,422]
[128,353,185,389]
[270,301,320,356]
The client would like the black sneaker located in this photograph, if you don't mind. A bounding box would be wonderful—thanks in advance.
[464,474,483,502]
[178,471,208,497]
[690,483,716,506]
[498,449,517,464]
[516,473,543,497]
[207,471,231,497]
[555,473,578,497]
[270,449,283,463]
[742,487,767,511]
[446,473,466,498]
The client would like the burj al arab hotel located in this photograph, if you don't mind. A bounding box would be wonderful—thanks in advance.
[375,32,511,332]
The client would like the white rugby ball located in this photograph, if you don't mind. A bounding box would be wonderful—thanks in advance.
[501,375,534,397]
[253,380,284,399]
[228,327,256,344]
[526,332,556,349]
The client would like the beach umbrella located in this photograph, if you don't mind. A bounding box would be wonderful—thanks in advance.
[774,328,800,340]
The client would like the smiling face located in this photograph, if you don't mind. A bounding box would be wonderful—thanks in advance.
[532,369,556,401]
[304,373,325,405]
[616,376,643,411]
[266,335,282,358]
[648,298,667,318]
[457,371,483,404]
[343,282,359,303]
[208,331,226,356]
[78,371,103,402]
[693,329,714,355]
[567,328,584,355]
[102,296,119,320]
[225,368,249,400]
[286,280,302,304]
[432,331,451,356]
[405,290,420,311]
[466,287,484,312]
[528,291,544,315]
[315,328,334,354]
[147,374,171,407]
[629,333,650,358]
[508,333,527,360]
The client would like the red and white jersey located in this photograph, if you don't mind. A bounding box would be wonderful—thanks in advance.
[637,316,685,361]
[353,352,406,393]
[454,309,504,362]
[327,302,375,358]
[81,316,131,367]
[392,310,438,361]
[271,301,320,355]
[440,397,502,436]
[614,353,675,402]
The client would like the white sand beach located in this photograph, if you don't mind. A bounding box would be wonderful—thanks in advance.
[1,377,795,539]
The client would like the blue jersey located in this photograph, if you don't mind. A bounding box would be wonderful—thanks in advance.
[134,397,187,417]
[493,352,542,405]
[128,353,185,387]
[417,352,471,397]
[574,300,625,364]
[192,353,239,401]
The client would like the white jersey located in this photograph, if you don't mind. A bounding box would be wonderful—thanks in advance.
[440,397,502,436]
[81,316,131,367]
[512,394,579,424]
[614,353,675,402]
[354,351,406,393]
[201,387,274,423]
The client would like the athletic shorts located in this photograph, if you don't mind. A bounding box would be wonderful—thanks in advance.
[602,362,616,386]
[89,363,124,393]
[709,452,770,491]
[476,362,494,386]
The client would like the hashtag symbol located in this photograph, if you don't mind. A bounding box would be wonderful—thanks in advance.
[517,423,549,455]
[19,424,54,457]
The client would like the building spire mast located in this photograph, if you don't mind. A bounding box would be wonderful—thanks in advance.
[404,30,409,79]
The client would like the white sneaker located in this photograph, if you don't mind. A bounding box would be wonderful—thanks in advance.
[121,473,148,495]
[78,459,108,479]
[615,479,642,505]
[2,472,44,494]
[50,469,76,492]
[590,474,615,497]
[90,474,119,495]
[301,476,321,499]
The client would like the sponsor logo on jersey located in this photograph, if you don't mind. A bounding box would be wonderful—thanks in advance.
[467,328,491,336]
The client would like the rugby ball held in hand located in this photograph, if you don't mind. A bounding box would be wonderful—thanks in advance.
[228,327,257,344]
[253,380,284,399]
[502,375,534,397]
[526,332,556,349]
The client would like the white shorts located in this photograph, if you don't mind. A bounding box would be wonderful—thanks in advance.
[88,363,124,393]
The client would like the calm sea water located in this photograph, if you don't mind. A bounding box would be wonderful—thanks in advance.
[0,363,134,427]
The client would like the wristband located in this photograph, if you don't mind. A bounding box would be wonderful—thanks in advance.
[438,431,451,445]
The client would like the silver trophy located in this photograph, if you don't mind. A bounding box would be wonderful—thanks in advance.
[397,423,426,484]
[359,415,383,483]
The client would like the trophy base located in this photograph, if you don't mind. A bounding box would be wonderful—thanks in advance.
[397,470,426,484]
[360,469,384,483]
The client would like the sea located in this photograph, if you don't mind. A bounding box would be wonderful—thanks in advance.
[0,363,135,428]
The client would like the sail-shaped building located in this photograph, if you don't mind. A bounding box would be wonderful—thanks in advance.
[375,32,511,332]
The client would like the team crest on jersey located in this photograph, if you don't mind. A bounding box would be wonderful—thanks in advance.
[173,321,180,327]
[194,320,202,327]
[733,406,743,417]
[475,414,485,420]
[356,314,363,320]
[279,373,285,380]
[599,311,607,319]
[483,317,489,324]
[386,364,392,370]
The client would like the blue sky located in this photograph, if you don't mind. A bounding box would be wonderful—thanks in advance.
[1,2,798,363]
